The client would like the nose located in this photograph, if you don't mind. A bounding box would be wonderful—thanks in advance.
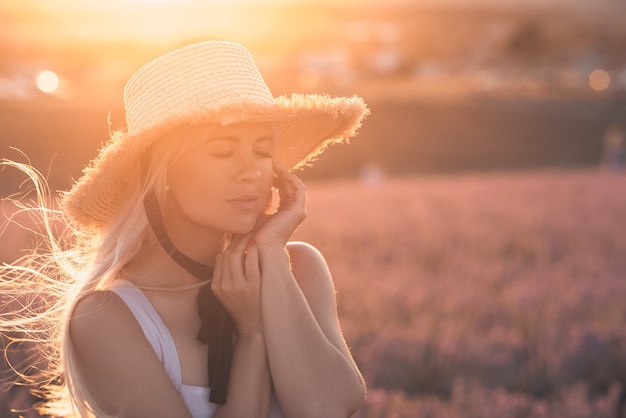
[236,150,262,182]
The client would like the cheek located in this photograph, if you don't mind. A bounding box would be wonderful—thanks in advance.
[168,159,223,206]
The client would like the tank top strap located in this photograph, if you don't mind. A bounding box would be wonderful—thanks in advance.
[106,280,284,417]
[106,280,183,388]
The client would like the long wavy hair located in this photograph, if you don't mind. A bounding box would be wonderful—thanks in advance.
[0,123,220,417]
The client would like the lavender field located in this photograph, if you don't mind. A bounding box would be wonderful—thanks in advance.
[293,169,626,418]
[2,168,626,417]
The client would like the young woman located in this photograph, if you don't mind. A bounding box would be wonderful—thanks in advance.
[0,40,368,417]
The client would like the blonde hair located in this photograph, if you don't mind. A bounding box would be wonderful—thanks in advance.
[0,123,223,416]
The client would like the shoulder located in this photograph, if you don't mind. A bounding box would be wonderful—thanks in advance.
[287,241,330,281]
[286,241,336,309]
[70,289,145,353]
[286,240,321,255]
[71,289,130,327]
[286,241,328,273]
[71,290,122,329]
[69,289,191,416]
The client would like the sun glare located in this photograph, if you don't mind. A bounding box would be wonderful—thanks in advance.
[36,70,60,94]
[589,69,611,92]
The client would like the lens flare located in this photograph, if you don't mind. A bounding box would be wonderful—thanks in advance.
[588,69,610,92]
[36,70,60,94]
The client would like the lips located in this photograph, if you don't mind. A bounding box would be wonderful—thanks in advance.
[227,193,260,209]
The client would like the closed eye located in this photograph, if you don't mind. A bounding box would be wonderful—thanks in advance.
[202,134,274,158]
[203,139,234,157]
[254,137,274,158]
[255,150,274,158]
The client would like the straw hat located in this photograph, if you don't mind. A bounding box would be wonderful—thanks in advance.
[62,40,369,228]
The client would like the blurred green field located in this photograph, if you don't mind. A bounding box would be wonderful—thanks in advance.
[293,168,626,417]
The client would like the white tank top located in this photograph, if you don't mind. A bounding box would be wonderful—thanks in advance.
[108,280,284,418]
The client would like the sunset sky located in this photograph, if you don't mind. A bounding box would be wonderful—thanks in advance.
[2,0,618,50]
[0,0,623,187]
[5,0,362,47]
[0,0,623,102]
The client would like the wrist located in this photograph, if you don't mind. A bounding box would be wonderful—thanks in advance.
[256,243,290,262]
[255,240,287,251]
[257,244,293,278]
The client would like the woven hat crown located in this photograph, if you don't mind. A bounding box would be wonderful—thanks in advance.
[62,40,369,228]
[124,41,274,136]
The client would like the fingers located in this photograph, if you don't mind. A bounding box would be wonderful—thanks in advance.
[210,235,263,334]
[212,234,260,292]
[211,234,246,294]
[244,239,260,285]
[226,233,249,282]
[272,160,306,211]
[273,160,301,190]
[252,161,308,247]
[272,159,289,177]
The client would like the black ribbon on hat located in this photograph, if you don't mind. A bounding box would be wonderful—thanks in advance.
[141,153,233,405]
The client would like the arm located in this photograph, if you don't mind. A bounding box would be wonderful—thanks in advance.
[70,291,192,418]
[213,331,271,418]
[253,162,365,417]
[211,234,272,418]
[258,241,365,418]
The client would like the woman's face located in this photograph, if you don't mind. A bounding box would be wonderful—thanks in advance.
[164,122,274,237]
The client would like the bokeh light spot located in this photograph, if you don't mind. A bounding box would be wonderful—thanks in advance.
[36,70,60,94]
[588,69,610,92]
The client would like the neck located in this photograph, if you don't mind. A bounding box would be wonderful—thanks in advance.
[139,188,228,287]
[143,187,227,267]
[121,240,214,289]
[165,224,227,267]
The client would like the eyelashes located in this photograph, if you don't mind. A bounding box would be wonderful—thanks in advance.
[256,151,274,158]
[210,151,274,159]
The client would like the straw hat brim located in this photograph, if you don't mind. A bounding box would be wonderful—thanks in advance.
[61,93,369,229]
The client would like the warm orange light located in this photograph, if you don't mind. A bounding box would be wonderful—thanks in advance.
[129,0,181,3]
[9,0,297,48]
[589,69,610,92]
[36,70,60,93]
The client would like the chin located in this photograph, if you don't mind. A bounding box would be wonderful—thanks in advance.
[214,208,263,235]
[229,225,255,235]
[227,217,259,235]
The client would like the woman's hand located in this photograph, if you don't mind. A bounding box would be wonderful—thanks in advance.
[211,234,262,336]
[253,161,307,249]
